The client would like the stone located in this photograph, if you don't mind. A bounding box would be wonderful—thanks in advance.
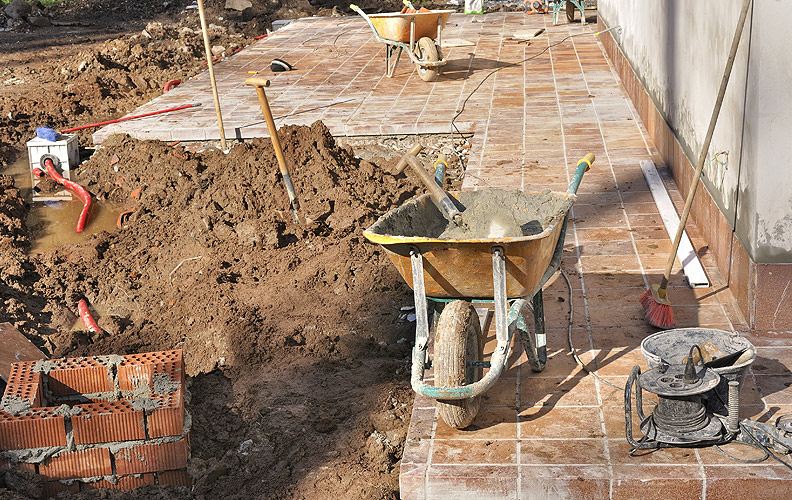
[210,45,225,57]
[3,0,31,19]
[25,14,50,27]
[224,0,252,11]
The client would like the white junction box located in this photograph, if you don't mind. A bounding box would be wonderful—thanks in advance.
[26,134,79,202]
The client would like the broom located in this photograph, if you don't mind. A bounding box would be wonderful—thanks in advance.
[640,0,752,329]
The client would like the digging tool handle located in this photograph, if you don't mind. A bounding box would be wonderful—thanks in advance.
[568,153,595,195]
[245,78,300,211]
[402,153,460,223]
[659,0,751,292]
[395,144,424,173]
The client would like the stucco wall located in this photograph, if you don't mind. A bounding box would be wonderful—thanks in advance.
[597,0,792,263]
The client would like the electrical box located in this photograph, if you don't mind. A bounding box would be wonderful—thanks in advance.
[26,134,79,202]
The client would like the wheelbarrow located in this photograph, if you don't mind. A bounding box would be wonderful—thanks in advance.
[363,151,594,428]
[350,4,454,82]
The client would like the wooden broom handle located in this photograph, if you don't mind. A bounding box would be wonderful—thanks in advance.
[659,0,752,290]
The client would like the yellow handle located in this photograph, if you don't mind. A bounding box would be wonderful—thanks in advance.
[350,4,359,10]
[580,153,595,171]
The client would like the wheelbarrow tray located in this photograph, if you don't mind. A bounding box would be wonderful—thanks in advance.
[363,190,575,298]
[367,10,454,43]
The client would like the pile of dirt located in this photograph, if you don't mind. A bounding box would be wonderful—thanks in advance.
[0,121,423,499]
[0,18,248,164]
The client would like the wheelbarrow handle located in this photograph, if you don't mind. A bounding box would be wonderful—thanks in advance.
[567,153,595,195]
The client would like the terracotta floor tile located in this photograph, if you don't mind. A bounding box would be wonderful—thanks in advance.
[435,408,518,440]
[593,348,650,378]
[431,439,517,465]
[753,347,792,374]
[519,438,608,464]
[576,239,635,257]
[520,375,598,408]
[425,465,518,500]
[519,406,604,439]
[608,438,699,465]
[704,466,792,499]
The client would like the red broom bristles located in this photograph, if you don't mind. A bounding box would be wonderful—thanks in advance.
[639,287,675,329]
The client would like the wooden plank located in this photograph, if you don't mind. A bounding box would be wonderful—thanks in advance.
[640,161,710,288]
[0,322,48,381]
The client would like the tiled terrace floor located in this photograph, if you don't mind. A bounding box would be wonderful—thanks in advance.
[93,10,792,499]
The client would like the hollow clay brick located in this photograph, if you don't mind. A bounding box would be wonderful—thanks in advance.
[83,474,155,490]
[118,363,154,391]
[39,448,112,480]
[0,460,36,473]
[157,469,192,487]
[147,390,184,438]
[0,410,67,449]
[71,401,146,445]
[114,438,189,475]
[3,380,42,408]
[47,365,111,396]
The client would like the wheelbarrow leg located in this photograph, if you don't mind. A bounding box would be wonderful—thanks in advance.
[531,290,547,369]
[385,45,403,78]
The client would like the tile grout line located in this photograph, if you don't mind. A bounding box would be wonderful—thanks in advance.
[567,32,636,500]
[545,25,615,493]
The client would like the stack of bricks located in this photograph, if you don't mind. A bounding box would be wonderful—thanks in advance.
[0,350,190,497]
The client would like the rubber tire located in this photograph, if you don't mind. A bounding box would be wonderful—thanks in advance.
[566,1,576,23]
[434,300,484,429]
[414,37,440,82]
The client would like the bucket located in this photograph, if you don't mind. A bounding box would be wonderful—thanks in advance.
[640,328,756,414]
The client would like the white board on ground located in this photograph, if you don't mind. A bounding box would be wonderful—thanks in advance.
[640,160,710,288]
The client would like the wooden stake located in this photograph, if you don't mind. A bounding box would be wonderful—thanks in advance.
[196,0,227,150]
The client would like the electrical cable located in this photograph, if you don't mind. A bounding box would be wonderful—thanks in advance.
[560,268,626,392]
[450,27,615,143]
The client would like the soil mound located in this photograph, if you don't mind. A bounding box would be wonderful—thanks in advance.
[0,122,422,499]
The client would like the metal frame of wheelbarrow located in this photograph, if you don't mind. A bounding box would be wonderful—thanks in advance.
[409,155,593,401]
[350,4,448,78]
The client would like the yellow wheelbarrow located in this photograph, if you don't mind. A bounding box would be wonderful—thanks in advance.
[350,4,454,82]
[364,151,595,428]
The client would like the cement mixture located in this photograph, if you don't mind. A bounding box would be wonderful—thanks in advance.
[370,189,574,240]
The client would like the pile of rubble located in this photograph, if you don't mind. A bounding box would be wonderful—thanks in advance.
[1,0,53,30]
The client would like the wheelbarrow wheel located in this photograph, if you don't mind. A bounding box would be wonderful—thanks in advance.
[413,37,440,82]
[434,300,483,429]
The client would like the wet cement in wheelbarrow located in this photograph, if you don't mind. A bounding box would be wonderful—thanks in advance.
[374,189,574,240]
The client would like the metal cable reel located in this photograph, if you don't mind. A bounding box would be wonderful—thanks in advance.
[625,343,792,466]
[626,345,730,451]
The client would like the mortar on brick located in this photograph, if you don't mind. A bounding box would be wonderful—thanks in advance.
[1,395,34,416]
[152,373,179,394]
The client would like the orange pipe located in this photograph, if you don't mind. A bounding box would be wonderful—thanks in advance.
[78,299,100,333]
[43,158,92,233]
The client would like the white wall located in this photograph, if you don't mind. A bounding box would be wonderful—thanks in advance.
[598,0,792,263]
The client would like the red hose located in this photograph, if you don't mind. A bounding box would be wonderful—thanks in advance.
[202,46,243,66]
[252,34,268,40]
[78,299,101,333]
[163,79,181,92]
[32,167,45,178]
[60,103,200,133]
[43,158,92,233]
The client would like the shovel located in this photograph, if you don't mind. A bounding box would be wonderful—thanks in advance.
[245,77,301,224]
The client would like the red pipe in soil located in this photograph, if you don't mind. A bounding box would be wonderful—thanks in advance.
[163,79,182,92]
[60,103,201,133]
[43,158,92,233]
[252,34,268,40]
[77,299,101,333]
[202,46,243,66]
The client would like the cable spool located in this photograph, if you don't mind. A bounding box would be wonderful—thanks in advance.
[626,346,725,448]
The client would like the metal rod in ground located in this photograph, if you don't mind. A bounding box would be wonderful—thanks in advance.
[196,0,228,150]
